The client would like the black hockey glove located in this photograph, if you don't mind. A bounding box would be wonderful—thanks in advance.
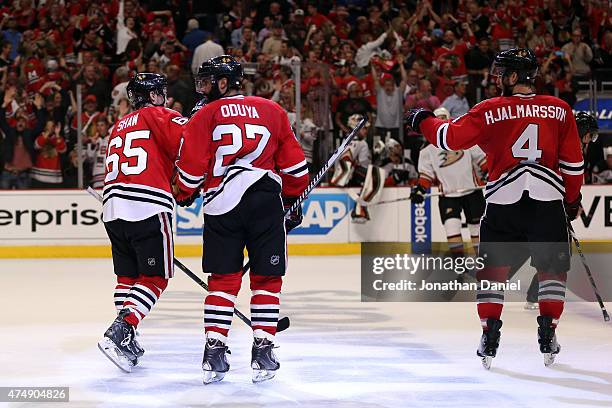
[392,169,412,185]
[410,185,426,204]
[176,187,202,207]
[564,193,582,222]
[282,196,303,232]
[404,108,435,133]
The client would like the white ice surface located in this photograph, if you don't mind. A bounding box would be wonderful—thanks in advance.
[0,256,611,408]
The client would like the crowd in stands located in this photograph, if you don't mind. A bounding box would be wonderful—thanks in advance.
[0,0,611,190]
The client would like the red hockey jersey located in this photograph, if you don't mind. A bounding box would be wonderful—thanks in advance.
[103,106,187,222]
[419,93,583,204]
[175,95,309,215]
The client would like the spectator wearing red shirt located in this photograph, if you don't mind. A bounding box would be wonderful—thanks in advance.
[433,61,457,102]
[31,120,67,188]
[433,29,474,77]
[329,6,351,40]
[305,3,331,29]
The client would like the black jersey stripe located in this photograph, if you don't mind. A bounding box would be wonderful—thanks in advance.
[485,169,565,199]
[103,193,174,210]
[104,184,174,203]
[486,162,563,192]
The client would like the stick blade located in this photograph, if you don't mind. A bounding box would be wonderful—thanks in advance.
[277,316,290,332]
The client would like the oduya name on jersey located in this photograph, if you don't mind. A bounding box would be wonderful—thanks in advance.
[220,103,260,118]
[484,104,568,125]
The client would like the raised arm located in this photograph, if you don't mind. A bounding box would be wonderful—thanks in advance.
[405,107,484,151]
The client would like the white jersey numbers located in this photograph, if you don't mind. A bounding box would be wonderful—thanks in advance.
[105,130,150,183]
[212,123,271,177]
[511,123,542,162]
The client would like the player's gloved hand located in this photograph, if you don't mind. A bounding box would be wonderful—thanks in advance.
[282,196,303,232]
[410,185,426,204]
[392,169,411,185]
[176,187,202,207]
[564,193,583,222]
[404,108,435,133]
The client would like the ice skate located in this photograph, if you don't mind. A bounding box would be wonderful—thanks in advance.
[476,318,502,370]
[98,309,140,373]
[537,316,560,366]
[251,338,279,383]
[524,302,539,310]
[202,338,230,384]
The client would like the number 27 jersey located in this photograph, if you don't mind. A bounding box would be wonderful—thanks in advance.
[103,106,186,222]
[175,95,308,215]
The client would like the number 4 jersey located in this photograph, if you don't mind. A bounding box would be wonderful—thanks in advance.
[103,106,187,222]
[175,95,309,215]
[419,93,583,204]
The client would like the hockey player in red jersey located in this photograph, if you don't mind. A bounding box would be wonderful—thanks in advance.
[405,48,584,368]
[172,55,309,384]
[98,73,188,372]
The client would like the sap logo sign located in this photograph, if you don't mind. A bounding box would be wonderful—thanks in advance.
[176,196,204,236]
[291,194,349,235]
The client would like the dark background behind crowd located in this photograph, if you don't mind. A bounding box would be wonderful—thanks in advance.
[1,0,611,190]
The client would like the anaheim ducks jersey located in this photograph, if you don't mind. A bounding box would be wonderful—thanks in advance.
[419,93,583,204]
[417,144,486,197]
[102,106,187,222]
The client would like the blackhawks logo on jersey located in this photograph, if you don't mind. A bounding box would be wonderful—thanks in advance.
[438,150,464,167]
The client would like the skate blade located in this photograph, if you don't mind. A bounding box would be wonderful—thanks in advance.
[543,353,556,366]
[202,362,226,385]
[252,368,276,383]
[202,370,226,385]
[543,345,560,367]
[524,302,539,310]
[481,356,492,370]
[98,338,134,373]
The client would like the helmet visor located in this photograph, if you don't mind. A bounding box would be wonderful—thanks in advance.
[489,61,507,78]
[195,75,213,95]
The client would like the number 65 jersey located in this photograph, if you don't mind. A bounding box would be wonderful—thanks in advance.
[419,93,583,205]
[175,95,309,215]
[103,106,186,222]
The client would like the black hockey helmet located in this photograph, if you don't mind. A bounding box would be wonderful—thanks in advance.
[575,111,599,141]
[196,55,243,101]
[490,48,538,85]
[126,73,167,109]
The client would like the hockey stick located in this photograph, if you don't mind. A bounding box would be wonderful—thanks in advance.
[240,116,369,275]
[566,218,610,322]
[86,187,291,332]
[372,185,486,206]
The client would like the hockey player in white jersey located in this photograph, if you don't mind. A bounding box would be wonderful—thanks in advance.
[86,116,110,188]
[330,115,385,222]
[331,114,372,187]
[411,107,487,261]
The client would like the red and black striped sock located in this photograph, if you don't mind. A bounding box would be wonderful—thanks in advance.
[204,272,242,343]
[123,275,168,327]
[250,274,282,340]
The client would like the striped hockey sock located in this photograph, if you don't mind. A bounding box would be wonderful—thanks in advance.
[204,272,242,343]
[538,272,567,327]
[476,266,508,329]
[250,274,282,340]
[123,275,168,327]
[114,276,138,313]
